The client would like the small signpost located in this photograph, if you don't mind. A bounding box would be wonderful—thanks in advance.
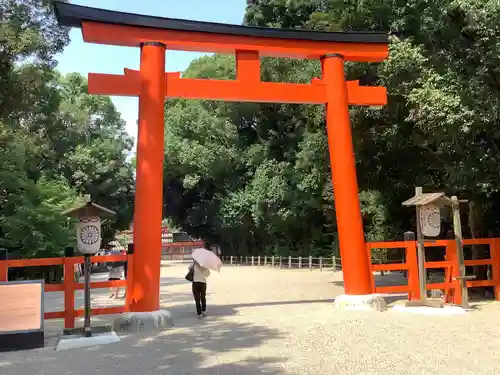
[403,187,474,309]
[450,195,476,309]
[0,280,45,351]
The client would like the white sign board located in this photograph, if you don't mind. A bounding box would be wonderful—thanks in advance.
[419,205,441,237]
[0,280,43,333]
[76,216,102,254]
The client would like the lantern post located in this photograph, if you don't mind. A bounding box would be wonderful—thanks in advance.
[62,195,115,337]
[402,188,474,308]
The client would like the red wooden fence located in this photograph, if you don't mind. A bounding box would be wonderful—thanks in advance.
[367,238,500,304]
[1,237,499,329]
[0,253,133,329]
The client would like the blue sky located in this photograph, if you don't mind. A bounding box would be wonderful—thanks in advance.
[56,0,247,150]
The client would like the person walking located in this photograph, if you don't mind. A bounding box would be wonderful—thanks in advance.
[107,249,124,299]
[189,259,210,318]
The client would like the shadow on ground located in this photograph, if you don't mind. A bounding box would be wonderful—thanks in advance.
[32,294,334,357]
[331,272,496,306]
[167,298,335,322]
[0,313,287,375]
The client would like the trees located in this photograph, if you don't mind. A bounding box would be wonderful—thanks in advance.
[0,0,134,257]
[163,54,335,256]
[53,73,135,242]
[0,126,78,257]
[163,0,500,257]
[245,0,500,236]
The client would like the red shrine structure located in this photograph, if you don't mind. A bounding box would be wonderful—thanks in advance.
[54,2,389,313]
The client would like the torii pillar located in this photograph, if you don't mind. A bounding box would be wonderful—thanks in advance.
[322,54,374,297]
[129,42,166,312]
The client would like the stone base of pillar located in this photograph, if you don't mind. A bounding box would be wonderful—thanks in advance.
[333,294,387,311]
[56,330,120,351]
[113,310,173,333]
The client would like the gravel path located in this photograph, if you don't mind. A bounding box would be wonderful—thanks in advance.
[1,263,500,374]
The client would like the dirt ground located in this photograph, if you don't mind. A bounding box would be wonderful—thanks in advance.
[1,262,500,374]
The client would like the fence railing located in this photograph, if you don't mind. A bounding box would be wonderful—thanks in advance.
[3,238,499,327]
[221,255,341,271]
[367,238,500,304]
[221,238,500,304]
[0,253,132,329]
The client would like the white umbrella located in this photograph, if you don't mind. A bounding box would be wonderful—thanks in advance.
[192,248,222,272]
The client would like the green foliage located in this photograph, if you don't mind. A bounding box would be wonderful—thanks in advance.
[0,126,78,257]
[164,54,334,256]
[0,0,134,258]
[163,0,500,259]
[56,73,135,241]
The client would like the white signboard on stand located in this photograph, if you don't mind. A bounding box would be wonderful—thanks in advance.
[419,205,441,238]
[76,216,102,255]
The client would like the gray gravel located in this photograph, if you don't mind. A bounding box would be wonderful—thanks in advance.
[1,263,500,374]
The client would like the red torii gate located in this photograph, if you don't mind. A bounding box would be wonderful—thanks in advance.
[55,2,389,312]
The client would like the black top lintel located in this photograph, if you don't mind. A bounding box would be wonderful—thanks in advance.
[54,2,388,44]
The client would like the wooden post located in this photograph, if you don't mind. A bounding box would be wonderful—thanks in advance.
[299,256,302,268]
[264,256,267,266]
[320,257,323,271]
[288,256,292,269]
[406,240,420,301]
[309,256,312,270]
[0,263,6,282]
[271,256,275,267]
[452,195,470,309]
[82,254,92,336]
[63,256,76,329]
[490,239,500,301]
[257,256,261,266]
[230,256,233,265]
[240,256,243,265]
[246,256,248,265]
[251,256,254,266]
[0,249,7,282]
[415,187,428,302]
[279,256,282,268]
[332,256,336,271]
[445,240,462,305]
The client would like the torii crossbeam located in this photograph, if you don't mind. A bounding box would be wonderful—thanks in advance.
[88,67,386,106]
[55,1,389,313]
